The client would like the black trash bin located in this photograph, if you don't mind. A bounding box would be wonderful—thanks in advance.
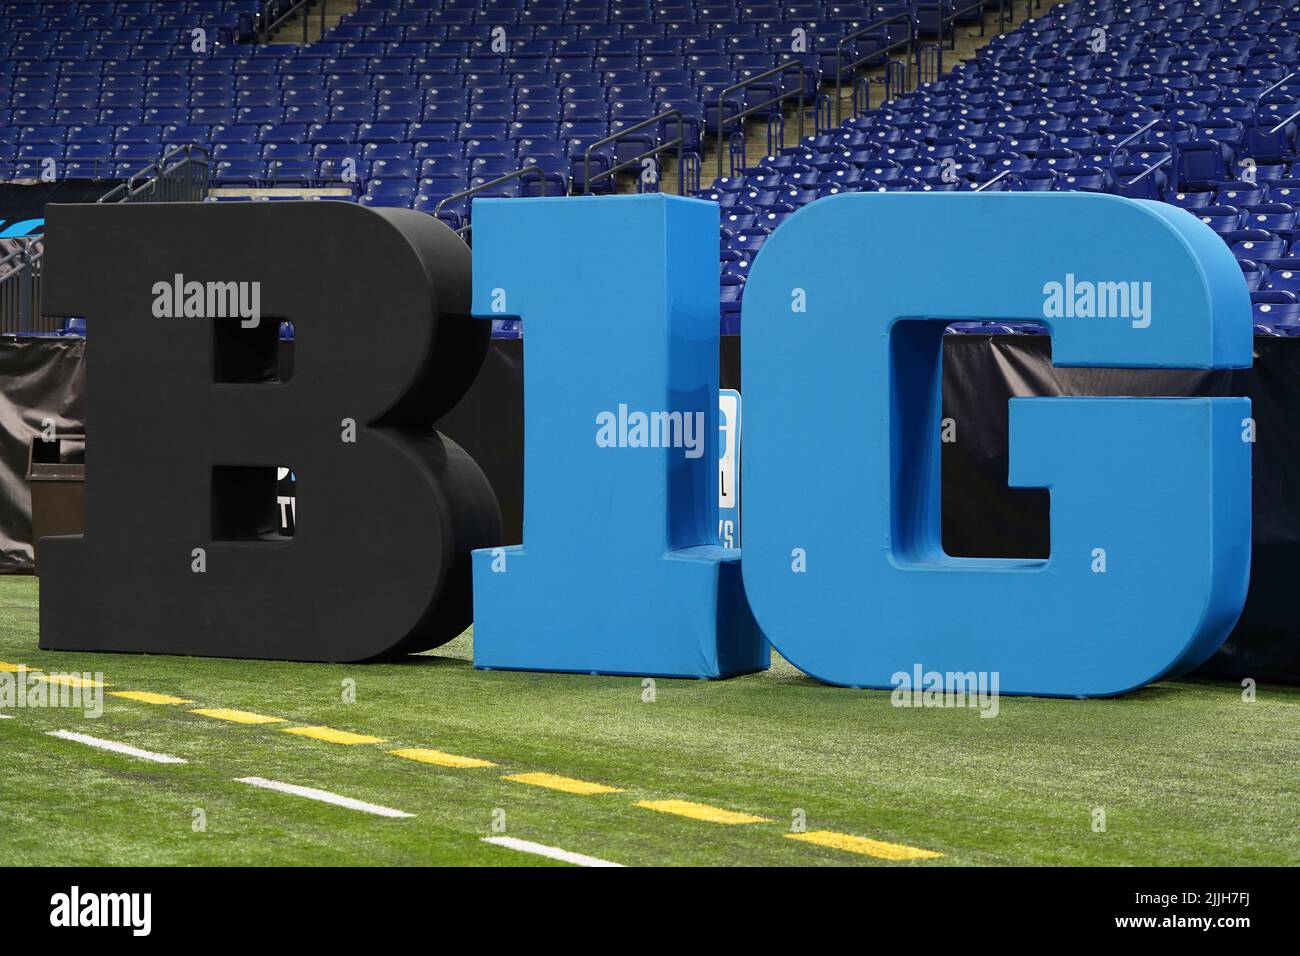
[26,434,85,575]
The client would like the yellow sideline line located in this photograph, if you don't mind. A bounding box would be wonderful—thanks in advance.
[634,799,770,825]
[785,830,944,861]
[503,772,624,795]
[32,673,110,688]
[189,707,287,725]
[389,748,497,769]
[110,690,194,705]
[29,659,950,861]
[282,725,387,746]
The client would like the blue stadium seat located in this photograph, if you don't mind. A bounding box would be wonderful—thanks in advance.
[1252,290,1300,325]
[3,0,1297,335]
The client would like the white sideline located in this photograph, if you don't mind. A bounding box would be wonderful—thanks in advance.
[46,729,187,764]
[236,776,414,818]
[482,836,624,867]
[0,713,12,719]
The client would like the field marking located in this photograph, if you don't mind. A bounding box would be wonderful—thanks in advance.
[235,776,414,818]
[786,830,944,861]
[390,747,497,769]
[32,673,109,688]
[481,836,623,867]
[282,725,386,746]
[0,713,11,719]
[0,660,34,673]
[110,690,194,705]
[502,771,624,795]
[190,707,286,725]
[46,730,187,765]
[634,799,770,825]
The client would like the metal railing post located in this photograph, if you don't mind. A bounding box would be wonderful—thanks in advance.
[97,144,210,204]
[917,41,942,87]
[19,244,32,333]
[937,0,992,52]
[715,61,805,180]
[582,108,689,195]
[260,0,315,43]
[434,165,552,239]
[834,15,915,126]
[0,239,44,334]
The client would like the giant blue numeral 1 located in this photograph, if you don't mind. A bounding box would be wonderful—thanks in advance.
[742,192,1253,697]
[469,194,768,677]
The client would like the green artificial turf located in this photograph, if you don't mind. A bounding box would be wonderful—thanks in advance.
[0,575,1296,866]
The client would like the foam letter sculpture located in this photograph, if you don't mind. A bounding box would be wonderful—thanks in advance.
[741,192,1253,697]
[39,201,501,661]
[470,194,767,677]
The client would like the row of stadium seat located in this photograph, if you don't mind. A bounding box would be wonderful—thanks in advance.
[10,0,1300,338]
[1,3,259,48]
[0,0,920,203]
[696,0,1300,331]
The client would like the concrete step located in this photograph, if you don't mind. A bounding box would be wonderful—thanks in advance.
[268,0,357,45]
[660,0,1067,193]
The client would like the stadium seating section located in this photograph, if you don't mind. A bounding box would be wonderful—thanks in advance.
[2,0,1300,335]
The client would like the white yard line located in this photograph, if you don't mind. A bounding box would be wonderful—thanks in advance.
[0,713,12,719]
[46,730,187,764]
[235,776,414,819]
[481,836,624,867]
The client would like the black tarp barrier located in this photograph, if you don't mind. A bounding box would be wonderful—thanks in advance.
[942,334,1300,685]
[2,333,1295,681]
[0,336,85,572]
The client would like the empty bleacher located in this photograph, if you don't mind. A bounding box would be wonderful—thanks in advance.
[2,0,1299,335]
[707,0,1300,332]
[0,1,1003,218]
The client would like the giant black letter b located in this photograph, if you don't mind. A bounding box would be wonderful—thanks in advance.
[39,201,501,661]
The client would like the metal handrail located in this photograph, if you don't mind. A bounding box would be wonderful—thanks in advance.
[98,144,209,204]
[974,168,1017,191]
[1121,153,1173,186]
[933,0,1009,71]
[916,40,943,87]
[715,60,807,179]
[583,108,688,195]
[0,156,119,180]
[1267,105,1300,135]
[0,238,45,334]
[0,247,26,272]
[1112,118,1161,149]
[1107,117,1161,167]
[862,58,908,113]
[834,15,916,125]
[1250,71,1300,135]
[433,165,551,238]
[1239,73,1300,163]
[259,0,315,42]
[1254,71,1297,106]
